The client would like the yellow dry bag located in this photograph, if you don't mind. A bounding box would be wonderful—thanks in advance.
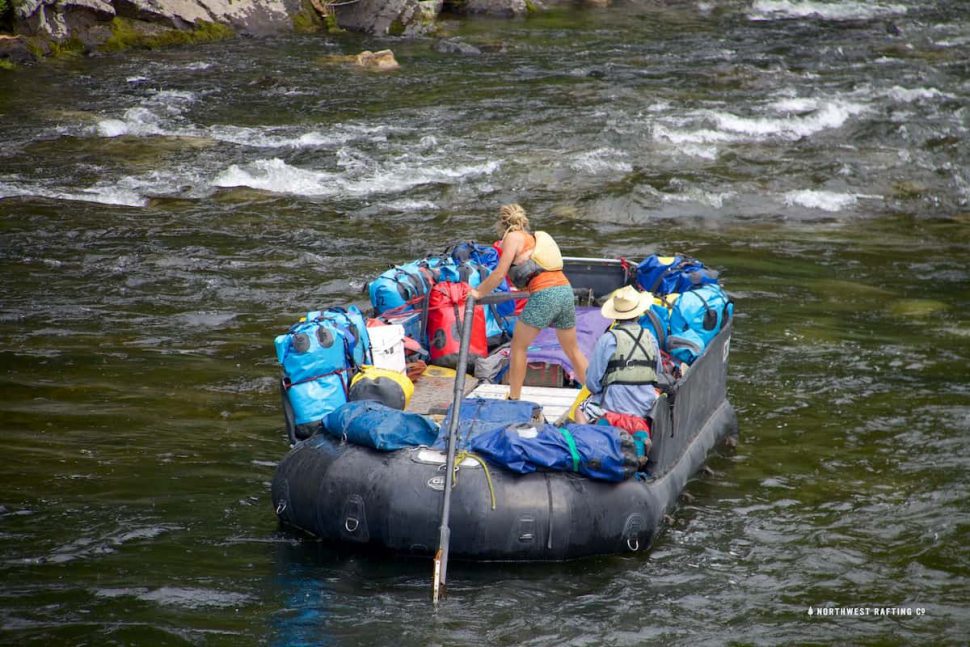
[350,365,414,410]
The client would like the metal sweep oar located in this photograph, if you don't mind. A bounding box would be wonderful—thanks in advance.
[432,290,528,605]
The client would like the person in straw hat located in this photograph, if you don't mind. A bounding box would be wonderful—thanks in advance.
[575,285,663,430]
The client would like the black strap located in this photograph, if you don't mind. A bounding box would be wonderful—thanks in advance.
[605,325,655,372]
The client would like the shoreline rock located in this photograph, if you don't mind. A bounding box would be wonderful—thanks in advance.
[0,0,544,65]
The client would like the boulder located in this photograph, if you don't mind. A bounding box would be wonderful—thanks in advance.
[355,48,399,70]
[334,0,441,35]
[458,0,528,17]
[15,0,115,40]
[12,0,303,40]
[113,0,302,35]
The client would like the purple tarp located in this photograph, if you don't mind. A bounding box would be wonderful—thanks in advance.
[526,307,611,380]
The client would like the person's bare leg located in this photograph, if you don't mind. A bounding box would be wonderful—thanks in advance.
[508,320,542,400]
[555,326,588,386]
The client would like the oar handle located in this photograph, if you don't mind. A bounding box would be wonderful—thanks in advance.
[476,291,531,306]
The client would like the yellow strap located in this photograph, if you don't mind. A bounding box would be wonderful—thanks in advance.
[454,451,497,511]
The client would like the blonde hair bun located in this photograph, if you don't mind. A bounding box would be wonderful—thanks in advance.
[498,203,530,233]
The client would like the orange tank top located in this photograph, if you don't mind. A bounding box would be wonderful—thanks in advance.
[518,233,569,293]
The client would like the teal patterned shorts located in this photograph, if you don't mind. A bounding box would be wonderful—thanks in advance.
[520,285,576,330]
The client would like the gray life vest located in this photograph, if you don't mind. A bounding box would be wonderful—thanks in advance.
[602,323,658,387]
[508,258,543,289]
[507,232,543,290]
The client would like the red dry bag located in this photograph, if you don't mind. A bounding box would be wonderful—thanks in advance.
[426,281,487,369]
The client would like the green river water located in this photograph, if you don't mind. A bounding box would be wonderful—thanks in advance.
[1,0,968,644]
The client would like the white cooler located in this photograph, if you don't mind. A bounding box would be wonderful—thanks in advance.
[368,324,407,373]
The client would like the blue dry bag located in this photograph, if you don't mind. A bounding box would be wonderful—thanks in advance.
[666,284,733,364]
[323,400,439,451]
[469,423,639,482]
[636,254,719,296]
[275,306,371,427]
[433,398,541,449]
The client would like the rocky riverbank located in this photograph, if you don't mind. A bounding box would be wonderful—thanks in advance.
[0,0,553,65]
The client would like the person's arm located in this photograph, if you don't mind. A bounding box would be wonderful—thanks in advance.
[471,231,523,298]
[585,333,615,395]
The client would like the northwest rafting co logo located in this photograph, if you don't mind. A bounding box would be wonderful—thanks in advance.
[427,475,446,491]
[807,606,926,617]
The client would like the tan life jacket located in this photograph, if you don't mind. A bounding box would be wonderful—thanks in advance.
[531,231,564,271]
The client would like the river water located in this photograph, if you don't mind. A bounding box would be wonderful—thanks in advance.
[1,0,968,644]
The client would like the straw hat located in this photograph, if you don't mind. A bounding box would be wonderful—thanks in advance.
[601,285,652,320]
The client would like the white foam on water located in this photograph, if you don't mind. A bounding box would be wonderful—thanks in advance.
[71,186,149,206]
[653,97,869,147]
[213,158,329,194]
[343,158,501,196]
[653,124,737,145]
[381,198,438,211]
[662,189,736,209]
[768,97,820,113]
[678,144,719,160]
[207,124,347,149]
[568,148,632,174]
[749,0,907,22]
[207,122,394,149]
[93,105,195,139]
[91,89,201,139]
[212,157,500,198]
[91,86,403,156]
[886,86,952,103]
[711,100,869,140]
[0,178,148,207]
[783,189,858,212]
[96,118,130,138]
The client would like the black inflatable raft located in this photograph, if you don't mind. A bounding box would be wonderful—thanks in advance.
[271,258,738,560]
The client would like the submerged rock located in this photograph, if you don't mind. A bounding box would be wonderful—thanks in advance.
[355,49,399,70]
[889,299,949,318]
[433,37,481,56]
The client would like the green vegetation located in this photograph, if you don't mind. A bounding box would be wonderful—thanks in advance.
[388,18,405,36]
[0,58,15,70]
[101,17,233,52]
[324,10,342,33]
[292,8,322,33]
[49,36,85,58]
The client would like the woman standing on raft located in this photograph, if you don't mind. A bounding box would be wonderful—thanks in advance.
[470,204,588,400]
